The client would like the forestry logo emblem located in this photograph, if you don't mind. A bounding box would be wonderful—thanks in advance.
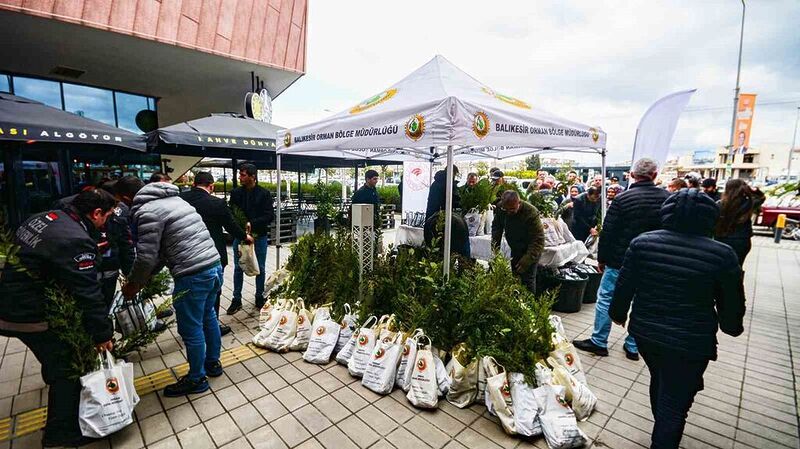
[358,334,369,346]
[374,348,385,359]
[297,315,305,325]
[350,88,398,114]
[417,358,427,372]
[283,131,292,148]
[501,381,511,397]
[405,114,425,141]
[482,87,531,109]
[473,111,490,139]
[589,127,599,143]
[316,326,326,336]
[279,316,287,326]
[565,353,575,366]
[403,344,411,356]
[106,377,120,394]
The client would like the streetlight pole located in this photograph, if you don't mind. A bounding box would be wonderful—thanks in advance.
[788,107,800,177]
[728,0,746,150]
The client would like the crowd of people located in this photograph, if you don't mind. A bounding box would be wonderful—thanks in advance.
[0,164,274,447]
[0,156,766,448]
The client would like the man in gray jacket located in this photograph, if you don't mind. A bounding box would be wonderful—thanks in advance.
[122,182,223,397]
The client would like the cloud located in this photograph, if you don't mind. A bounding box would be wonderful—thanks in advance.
[273,0,800,163]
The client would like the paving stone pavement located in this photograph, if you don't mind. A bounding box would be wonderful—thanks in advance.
[0,233,798,449]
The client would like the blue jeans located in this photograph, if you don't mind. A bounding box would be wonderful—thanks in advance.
[173,264,223,381]
[590,267,638,353]
[232,236,268,301]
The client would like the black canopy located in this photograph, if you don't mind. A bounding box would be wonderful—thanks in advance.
[147,113,279,152]
[0,93,146,151]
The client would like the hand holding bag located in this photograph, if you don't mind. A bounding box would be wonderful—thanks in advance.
[406,336,438,409]
[238,242,260,277]
[79,351,136,438]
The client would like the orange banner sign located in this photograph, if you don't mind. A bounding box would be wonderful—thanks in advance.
[733,94,757,155]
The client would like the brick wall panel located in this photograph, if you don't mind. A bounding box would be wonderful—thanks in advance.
[259,4,279,63]
[214,35,231,54]
[195,0,221,49]
[269,0,280,10]
[285,23,301,69]
[244,0,267,61]
[180,0,201,21]
[177,15,199,45]
[228,0,252,57]
[133,0,160,36]
[22,0,55,14]
[81,0,111,25]
[215,0,236,41]
[108,0,136,30]
[156,0,182,41]
[53,0,84,19]
[2,0,23,7]
[271,0,293,65]
[296,17,305,71]
[291,0,304,26]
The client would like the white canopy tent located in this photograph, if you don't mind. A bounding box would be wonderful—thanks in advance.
[276,55,608,277]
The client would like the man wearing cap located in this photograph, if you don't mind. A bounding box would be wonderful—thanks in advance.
[701,178,720,202]
[490,169,506,206]
[352,169,381,222]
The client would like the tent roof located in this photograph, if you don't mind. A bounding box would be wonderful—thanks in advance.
[147,113,280,152]
[0,93,146,151]
[277,55,606,161]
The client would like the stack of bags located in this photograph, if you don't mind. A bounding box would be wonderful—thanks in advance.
[251,297,596,449]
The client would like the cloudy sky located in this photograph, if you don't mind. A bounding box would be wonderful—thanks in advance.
[273,0,800,164]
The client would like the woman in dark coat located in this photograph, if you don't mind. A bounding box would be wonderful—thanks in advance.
[714,179,765,265]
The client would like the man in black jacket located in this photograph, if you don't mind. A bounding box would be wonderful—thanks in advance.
[0,190,116,447]
[351,169,381,222]
[181,172,253,336]
[569,187,601,242]
[574,158,669,360]
[229,163,274,312]
[426,167,460,219]
[609,189,745,449]
[491,191,545,292]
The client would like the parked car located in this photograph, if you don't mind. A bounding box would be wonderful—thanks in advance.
[756,189,800,239]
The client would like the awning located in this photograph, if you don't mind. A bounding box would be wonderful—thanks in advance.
[0,93,146,151]
[147,113,280,152]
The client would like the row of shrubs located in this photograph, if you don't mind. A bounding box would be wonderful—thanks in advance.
[208,181,401,207]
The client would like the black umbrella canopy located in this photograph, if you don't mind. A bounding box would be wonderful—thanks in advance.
[0,93,146,151]
[148,113,280,152]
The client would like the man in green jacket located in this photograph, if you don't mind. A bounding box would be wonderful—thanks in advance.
[491,190,545,292]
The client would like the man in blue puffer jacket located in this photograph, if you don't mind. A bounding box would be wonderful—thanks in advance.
[609,189,745,449]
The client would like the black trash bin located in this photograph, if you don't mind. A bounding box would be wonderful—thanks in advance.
[551,271,588,313]
[576,265,602,304]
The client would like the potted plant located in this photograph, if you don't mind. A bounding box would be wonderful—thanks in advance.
[314,181,336,234]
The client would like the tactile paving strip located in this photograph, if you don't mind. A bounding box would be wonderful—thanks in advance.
[0,342,264,441]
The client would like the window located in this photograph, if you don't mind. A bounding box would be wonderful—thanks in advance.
[115,92,154,133]
[63,83,115,126]
[13,76,62,108]
[2,73,157,133]
[743,154,755,163]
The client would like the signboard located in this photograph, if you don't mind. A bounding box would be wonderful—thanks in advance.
[731,93,756,155]
[401,161,431,220]
[244,89,273,123]
[692,150,716,165]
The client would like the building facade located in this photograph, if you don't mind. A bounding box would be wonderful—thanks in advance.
[0,0,307,223]
[664,145,798,182]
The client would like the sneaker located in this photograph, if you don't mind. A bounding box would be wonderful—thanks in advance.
[219,323,232,336]
[163,376,210,397]
[624,347,640,361]
[205,360,224,378]
[226,301,242,315]
[43,435,102,447]
[573,339,609,356]
[157,309,174,319]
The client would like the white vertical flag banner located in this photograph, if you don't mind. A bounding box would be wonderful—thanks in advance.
[402,161,432,217]
[631,89,696,166]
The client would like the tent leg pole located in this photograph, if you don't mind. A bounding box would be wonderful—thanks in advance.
[443,145,454,281]
[276,154,282,268]
[601,149,607,222]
